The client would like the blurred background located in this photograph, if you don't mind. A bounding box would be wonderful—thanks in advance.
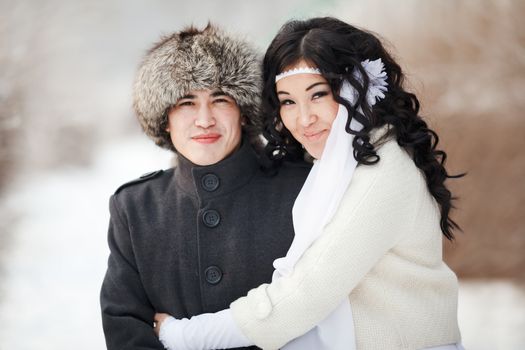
[0,0,523,348]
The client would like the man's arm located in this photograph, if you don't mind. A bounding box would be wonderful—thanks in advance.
[100,194,164,350]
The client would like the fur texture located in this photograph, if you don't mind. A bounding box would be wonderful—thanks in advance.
[133,24,263,152]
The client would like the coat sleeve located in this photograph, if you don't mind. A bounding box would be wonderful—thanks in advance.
[100,194,165,350]
[230,141,424,350]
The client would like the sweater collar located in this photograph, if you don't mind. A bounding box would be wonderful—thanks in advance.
[174,138,259,199]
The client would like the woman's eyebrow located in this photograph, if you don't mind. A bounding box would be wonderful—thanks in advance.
[305,82,328,91]
[277,81,328,95]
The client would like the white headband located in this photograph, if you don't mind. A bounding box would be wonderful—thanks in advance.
[275,67,321,82]
[275,58,388,105]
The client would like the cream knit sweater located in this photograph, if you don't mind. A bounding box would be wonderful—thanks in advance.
[230,136,461,350]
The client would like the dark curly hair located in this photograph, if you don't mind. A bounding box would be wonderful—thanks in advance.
[262,17,463,240]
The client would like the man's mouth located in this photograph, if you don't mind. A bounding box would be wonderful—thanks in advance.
[192,133,222,144]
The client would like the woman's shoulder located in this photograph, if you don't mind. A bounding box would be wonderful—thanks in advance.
[369,124,393,145]
[368,126,413,169]
[338,127,426,220]
[354,125,423,189]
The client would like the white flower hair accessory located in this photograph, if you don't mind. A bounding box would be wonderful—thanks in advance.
[355,58,388,106]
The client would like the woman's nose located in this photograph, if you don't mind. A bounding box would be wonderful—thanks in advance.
[298,104,316,127]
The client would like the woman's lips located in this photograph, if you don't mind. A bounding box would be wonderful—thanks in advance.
[304,130,327,142]
[192,133,221,144]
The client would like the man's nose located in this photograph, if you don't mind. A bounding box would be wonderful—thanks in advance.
[194,104,215,128]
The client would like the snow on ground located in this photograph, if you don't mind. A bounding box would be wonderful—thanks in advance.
[0,136,172,350]
[0,138,523,350]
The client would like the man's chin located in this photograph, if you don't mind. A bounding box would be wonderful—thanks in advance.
[187,152,224,166]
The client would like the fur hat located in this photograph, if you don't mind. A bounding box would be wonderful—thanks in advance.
[133,24,262,151]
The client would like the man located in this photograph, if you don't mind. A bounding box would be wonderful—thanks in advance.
[100,24,310,349]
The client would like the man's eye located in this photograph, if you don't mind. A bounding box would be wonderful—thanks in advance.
[177,101,194,107]
[279,99,294,106]
[213,98,231,104]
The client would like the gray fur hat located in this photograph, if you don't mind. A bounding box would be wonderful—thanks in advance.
[133,24,263,152]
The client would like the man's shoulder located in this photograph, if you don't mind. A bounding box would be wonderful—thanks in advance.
[276,160,312,177]
[254,160,311,190]
[114,168,174,195]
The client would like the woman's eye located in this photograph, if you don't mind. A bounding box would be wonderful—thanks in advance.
[312,91,329,99]
[279,99,294,106]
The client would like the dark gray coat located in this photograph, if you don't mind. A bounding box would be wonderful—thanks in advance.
[100,141,310,349]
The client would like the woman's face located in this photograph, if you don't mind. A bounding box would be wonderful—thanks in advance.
[276,60,339,159]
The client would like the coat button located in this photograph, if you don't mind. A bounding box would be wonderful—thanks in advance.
[204,266,222,285]
[201,173,220,192]
[202,209,220,228]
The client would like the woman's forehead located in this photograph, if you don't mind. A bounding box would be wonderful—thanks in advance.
[276,73,328,93]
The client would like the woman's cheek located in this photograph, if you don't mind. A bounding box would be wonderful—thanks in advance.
[280,112,296,135]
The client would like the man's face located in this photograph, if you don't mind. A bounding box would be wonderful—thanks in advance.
[166,89,243,166]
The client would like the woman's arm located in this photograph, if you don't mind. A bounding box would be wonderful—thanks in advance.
[156,141,423,350]
[155,310,251,350]
[230,140,423,349]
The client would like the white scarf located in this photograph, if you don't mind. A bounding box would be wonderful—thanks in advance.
[272,59,388,350]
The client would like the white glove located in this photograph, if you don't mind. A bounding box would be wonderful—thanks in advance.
[158,309,252,350]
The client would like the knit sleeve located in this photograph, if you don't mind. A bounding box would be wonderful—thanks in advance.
[230,140,424,350]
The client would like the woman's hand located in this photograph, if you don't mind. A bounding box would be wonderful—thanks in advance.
[153,312,171,337]
[152,310,252,349]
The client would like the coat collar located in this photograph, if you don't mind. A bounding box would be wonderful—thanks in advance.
[174,138,259,199]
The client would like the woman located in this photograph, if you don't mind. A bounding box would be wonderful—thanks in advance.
[154,17,464,350]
